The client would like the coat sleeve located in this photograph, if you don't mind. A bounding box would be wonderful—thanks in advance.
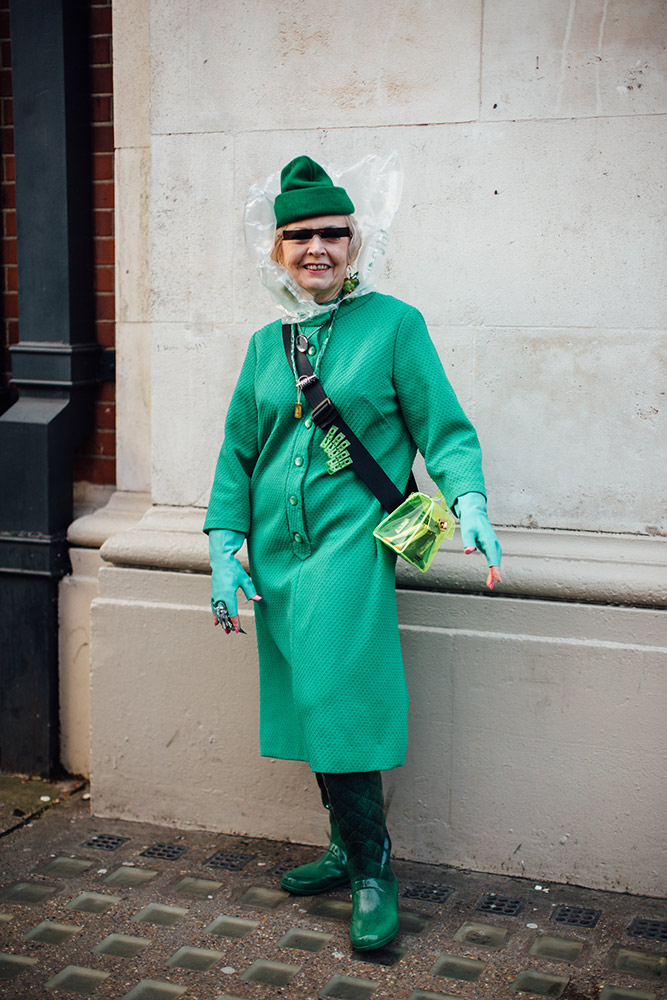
[392,306,487,509]
[203,335,259,535]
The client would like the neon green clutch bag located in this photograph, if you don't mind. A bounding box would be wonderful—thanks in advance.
[373,491,456,572]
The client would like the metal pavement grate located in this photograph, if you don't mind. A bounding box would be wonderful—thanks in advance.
[269,859,297,878]
[205,849,255,870]
[551,904,601,928]
[402,882,453,904]
[140,842,188,861]
[627,918,667,943]
[476,893,524,916]
[80,833,130,852]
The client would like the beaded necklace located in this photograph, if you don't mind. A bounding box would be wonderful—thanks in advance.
[290,308,337,419]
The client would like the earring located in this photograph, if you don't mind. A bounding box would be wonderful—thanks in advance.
[342,266,359,296]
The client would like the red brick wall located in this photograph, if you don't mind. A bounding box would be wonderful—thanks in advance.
[74,0,116,485]
[0,0,116,485]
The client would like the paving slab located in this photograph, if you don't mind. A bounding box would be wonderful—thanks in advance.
[0,788,665,999]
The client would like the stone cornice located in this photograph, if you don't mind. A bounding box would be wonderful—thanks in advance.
[88,497,667,608]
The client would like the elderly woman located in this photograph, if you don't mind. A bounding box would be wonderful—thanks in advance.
[204,155,501,951]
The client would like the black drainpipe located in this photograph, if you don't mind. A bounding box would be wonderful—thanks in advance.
[0,1,102,776]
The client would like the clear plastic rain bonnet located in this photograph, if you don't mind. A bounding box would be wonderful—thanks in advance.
[244,151,403,322]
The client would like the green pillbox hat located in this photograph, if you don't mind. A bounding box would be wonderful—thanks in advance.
[274,155,355,228]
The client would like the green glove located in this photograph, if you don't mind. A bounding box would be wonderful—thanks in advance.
[208,529,259,617]
[455,492,502,568]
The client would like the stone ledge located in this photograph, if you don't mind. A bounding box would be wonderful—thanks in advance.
[99,502,210,570]
[95,499,667,608]
[396,525,667,607]
[68,490,152,550]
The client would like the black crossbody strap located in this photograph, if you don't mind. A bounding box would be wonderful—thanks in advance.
[282,322,417,513]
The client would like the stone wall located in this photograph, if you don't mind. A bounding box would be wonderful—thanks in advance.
[77,0,667,893]
[147,0,667,534]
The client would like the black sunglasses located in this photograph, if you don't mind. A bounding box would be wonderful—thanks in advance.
[282,227,351,243]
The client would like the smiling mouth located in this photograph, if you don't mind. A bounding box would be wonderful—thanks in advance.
[304,264,330,271]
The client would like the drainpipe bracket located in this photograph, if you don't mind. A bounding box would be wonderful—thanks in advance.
[0,532,70,577]
[9,341,105,388]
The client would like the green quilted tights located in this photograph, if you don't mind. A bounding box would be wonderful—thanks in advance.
[322,771,399,951]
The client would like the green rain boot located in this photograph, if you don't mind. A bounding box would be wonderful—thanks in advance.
[280,774,350,895]
[323,771,399,952]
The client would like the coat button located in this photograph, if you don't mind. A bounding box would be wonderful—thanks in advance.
[289,495,298,506]
[304,418,312,428]
[307,345,316,356]
[293,532,303,543]
[294,456,303,467]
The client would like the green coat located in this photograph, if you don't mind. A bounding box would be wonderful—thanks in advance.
[204,292,486,773]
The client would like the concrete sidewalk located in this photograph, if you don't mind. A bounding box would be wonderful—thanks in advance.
[0,781,665,1000]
